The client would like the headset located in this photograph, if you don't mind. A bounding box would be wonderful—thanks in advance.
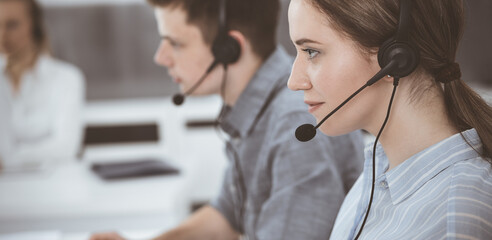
[172,0,241,106]
[294,0,419,239]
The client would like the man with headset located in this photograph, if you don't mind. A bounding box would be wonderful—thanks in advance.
[90,0,364,239]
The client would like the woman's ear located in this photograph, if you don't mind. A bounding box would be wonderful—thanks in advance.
[370,50,394,83]
[382,74,395,83]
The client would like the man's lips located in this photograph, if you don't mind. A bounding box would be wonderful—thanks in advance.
[168,70,180,83]
[170,74,181,83]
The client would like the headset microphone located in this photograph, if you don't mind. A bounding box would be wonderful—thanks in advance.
[172,94,185,106]
[172,60,219,106]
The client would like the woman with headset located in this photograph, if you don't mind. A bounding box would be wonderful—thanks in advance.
[0,0,85,171]
[288,0,492,239]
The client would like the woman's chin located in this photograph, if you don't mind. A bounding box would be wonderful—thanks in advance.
[319,125,353,137]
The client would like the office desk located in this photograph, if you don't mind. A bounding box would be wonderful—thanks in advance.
[0,161,190,235]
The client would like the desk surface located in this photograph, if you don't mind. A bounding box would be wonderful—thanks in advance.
[0,161,190,234]
[0,96,228,236]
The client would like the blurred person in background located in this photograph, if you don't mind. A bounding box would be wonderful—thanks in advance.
[0,0,85,171]
[90,0,364,239]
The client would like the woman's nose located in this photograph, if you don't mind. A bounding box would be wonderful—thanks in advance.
[288,59,312,91]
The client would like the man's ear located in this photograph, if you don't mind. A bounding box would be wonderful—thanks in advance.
[228,30,247,55]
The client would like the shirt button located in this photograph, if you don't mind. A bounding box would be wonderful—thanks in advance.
[380,180,388,188]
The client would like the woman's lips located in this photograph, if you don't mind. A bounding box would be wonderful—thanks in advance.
[305,101,324,113]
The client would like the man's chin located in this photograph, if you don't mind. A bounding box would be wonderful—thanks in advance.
[189,92,209,97]
[183,88,217,97]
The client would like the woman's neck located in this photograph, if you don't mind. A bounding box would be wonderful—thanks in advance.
[6,46,38,92]
[369,80,459,171]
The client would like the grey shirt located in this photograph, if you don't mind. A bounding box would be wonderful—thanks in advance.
[210,46,364,240]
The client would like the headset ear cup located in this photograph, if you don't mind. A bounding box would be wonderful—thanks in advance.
[377,37,395,68]
[378,37,419,78]
[212,35,241,65]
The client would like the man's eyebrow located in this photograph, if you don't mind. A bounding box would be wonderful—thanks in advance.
[161,35,175,41]
[294,38,321,46]
[160,35,183,45]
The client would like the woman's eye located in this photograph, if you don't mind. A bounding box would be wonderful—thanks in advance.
[302,48,319,59]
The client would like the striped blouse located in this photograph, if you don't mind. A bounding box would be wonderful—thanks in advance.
[330,129,492,240]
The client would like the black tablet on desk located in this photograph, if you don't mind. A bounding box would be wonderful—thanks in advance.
[91,159,179,180]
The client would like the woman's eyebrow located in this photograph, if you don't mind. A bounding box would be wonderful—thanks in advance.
[294,38,321,46]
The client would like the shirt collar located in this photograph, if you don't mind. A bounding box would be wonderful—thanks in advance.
[0,54,7,78]
[218,46,293,138]
[0,54,6,67]
[35,55,51,76]
[0,54,49,81]
[366,129,483,205]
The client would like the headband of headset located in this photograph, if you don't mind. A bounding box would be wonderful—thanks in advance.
[377,0,419,78]
[212,0,241,65]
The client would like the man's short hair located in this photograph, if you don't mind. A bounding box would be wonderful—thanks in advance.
[147,0,279,60]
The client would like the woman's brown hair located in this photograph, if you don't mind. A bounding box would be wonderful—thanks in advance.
[309,0,492,160]
[27,0,49,54]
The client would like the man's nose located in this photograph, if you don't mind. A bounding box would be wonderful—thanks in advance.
[154,41,173,68]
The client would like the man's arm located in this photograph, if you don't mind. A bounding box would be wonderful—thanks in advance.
[152,206,240,240]
[89,206,239,240]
